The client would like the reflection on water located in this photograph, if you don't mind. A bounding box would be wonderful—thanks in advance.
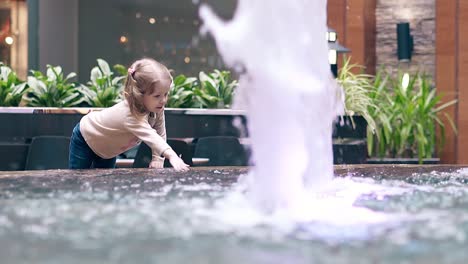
[1,168,468,264]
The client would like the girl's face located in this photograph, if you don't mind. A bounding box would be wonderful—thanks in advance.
[142,80,171,113]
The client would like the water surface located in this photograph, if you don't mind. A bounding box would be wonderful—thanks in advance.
[0,166,467,264]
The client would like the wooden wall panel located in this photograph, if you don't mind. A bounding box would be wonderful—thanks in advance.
[327,0,376,74]
[436,0,468,164]
[457,0,468,163]
[327,0,347,45]
[364,0,376,75]
[327,0,348,69]
[346,0,366,68]
[436,0,458,163]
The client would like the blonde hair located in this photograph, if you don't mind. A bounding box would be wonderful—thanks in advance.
[124,58,172,116]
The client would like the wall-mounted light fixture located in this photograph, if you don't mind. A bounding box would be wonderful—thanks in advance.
[327,30,337,42]
[119,35,128,44]
[397,22,413,61]
[327,28,350,77]
[4,36,14,45]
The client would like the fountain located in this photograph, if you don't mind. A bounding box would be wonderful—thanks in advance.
[0,0,467,263]
[199,0,341,212]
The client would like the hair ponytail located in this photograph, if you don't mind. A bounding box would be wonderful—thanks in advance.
[124,64,145,116]
[123,58,172,117]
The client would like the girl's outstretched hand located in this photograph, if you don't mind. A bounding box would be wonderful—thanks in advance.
[164,149,190,172]
[169,156,190,172]
[149,159,164,169]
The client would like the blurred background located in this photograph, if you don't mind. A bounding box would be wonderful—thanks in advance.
[0,0,467,164]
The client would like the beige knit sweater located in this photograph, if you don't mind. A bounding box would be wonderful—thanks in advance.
[79,101,171,164]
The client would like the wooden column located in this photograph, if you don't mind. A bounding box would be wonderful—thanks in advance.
[457,1,468,163]
[436,0,458,163]
[346,0,366,71]
[327,0,347,45]
[363,0,376,75]
[327,0,376,74]
[436,0,468,164]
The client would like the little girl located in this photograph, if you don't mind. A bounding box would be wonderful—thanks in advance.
[69,58,189,172]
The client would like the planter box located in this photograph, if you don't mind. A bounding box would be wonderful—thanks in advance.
[333,138,367,164]
[0,142,29,170]
[164,108,248,138]
[332,115,368,164]
[0,107,368,170]
[0,107,249,139]
[0,107,249,170]
[367,158,440,164]
[333,115,367,139]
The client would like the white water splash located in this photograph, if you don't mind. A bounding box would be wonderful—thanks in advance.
[200,0,342,212]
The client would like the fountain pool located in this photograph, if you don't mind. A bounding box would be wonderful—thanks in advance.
[1,1,464,263]
[1,166,468,264]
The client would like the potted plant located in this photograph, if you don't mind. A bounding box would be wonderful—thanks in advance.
[167,74,198,108]
[25,65,85,107]
[334,57,376,164]
[0,62,28,106]
[164,69,245,140]
[0,63,246,170]
[337,57,376,132]
[197,70,238,108]
[167,69,239,109]
[366,69,457,164]
[81,58,127,107]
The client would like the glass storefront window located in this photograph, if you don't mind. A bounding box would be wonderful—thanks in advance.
[0,0,28,79]
[79,0,236,78]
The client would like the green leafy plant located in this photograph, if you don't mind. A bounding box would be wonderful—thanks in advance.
[166,74,198,108]
[367,69,457,163]
[81,59,126,107]
[167,70,238,109]
[25,65,84,107]
[198,70,238,108]
[0,62,28,106]
[337,57,376,131]
[366,68,392,158]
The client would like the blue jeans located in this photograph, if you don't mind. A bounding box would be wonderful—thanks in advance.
[69,123,116,169]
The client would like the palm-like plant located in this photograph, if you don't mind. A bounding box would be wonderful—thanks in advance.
[25,65,84,107]
[337,57,376,131]
[367,69,457,162]
[366,68,393,158]
[0,63,28,106]
[81,59,126,107]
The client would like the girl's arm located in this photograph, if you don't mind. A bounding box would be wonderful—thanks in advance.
[147,112,167,169]
[152,113,188,171]
[160,148,189,171]
[127,114,189,171]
